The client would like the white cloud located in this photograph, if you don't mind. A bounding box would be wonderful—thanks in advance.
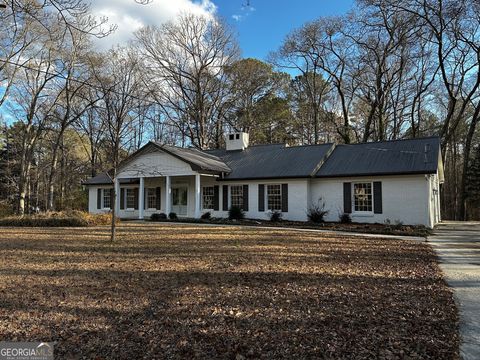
[231,4,255,22]
[91,0,217,49]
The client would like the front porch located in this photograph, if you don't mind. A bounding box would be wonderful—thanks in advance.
[113,174,212,220]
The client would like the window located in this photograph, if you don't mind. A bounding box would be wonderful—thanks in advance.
[353,182,373,212]
[202,186,214,209]
[230,185,243,208]
[103,189,111,209]
[229,134,234,140]
[126,188,135,209]
[147,188,156,209]
[236,133,240,139]
[267,184,282,211]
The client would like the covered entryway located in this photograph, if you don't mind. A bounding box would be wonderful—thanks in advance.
[429,222,480,359]
[172,186,188,216]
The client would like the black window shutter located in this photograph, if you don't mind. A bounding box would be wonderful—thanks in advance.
[156,187,161,210]
[243,185,249,211]
[281,184,288,212]
[110,189,114,209]
[222,185,228,211]
[343,182,352,213]
[134,188,139,210]
[373,181,382,214]
[97,189,102,209]
[120,188,125,210]
[258,184,265,212]
[213,186,219,211]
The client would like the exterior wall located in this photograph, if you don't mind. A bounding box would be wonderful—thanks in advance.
[202,178,310,221]
[310,175,433,227]
[428,172,442,227]
[87,148,440,226]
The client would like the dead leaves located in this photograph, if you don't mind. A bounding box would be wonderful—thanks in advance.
[0,223,459,359]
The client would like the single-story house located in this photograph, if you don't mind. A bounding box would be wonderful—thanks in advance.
[84,132,444,228]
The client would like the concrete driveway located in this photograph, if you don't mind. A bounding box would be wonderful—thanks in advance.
[429,222,480,360]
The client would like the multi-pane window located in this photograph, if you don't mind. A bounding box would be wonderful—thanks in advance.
[147,188,156,209]
[103,189,111,209]
[353,183,373,212]
[126,188,136,209]
[202,186,214,209]
[230,185,243,208]
[267,184,282,211]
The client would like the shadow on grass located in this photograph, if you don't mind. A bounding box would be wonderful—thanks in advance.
[0,225,459,359]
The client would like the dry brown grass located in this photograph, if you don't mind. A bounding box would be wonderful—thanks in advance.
[0,223,458,359]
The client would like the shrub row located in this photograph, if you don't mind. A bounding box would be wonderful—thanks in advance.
[0,211,116,227]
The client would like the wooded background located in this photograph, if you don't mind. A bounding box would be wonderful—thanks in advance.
[0,0,479,220]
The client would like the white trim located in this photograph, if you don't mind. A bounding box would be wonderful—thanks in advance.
[201,185,215,210]
[351,181,374,215]
[265,183,283,212]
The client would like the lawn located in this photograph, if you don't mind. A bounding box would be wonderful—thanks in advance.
[0,223,458,359]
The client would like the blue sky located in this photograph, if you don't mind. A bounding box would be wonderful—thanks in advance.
[1,0,355,124]
[90,0,355,58]
[217,0,355,60]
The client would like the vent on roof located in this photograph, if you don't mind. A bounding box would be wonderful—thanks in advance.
[226,132,249,151]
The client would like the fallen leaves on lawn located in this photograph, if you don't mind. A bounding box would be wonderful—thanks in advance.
[0,224,458,359]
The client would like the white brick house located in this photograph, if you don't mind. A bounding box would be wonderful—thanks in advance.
[85,133,444,228]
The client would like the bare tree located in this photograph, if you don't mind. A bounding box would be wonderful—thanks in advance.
[45,34,101,210]
[135,13,240,149]
[92,48,144,241]
[269,21,328,144]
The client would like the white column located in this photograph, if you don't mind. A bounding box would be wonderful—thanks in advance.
[139,177,145,220]
[194,173,201,218]
[165,175,171,215]
[114,178,120,214]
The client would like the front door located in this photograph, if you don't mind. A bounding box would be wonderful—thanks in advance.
[172,186,188,216]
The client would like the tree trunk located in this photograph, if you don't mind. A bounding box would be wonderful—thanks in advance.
[459,108,480,220]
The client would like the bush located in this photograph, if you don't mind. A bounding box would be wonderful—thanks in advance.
[201,212,211,220]
[151,213,167,221]
[307,199,329,223]
[228,206,245,220]
[393,219,404,229]
[0,211,117,227]
[269,210,283,222]
[0,201,14,218]
[0,216,86,227]
[168,212,178,220]
[339,213,352,224]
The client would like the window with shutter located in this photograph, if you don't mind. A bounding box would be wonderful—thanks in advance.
[146,188,156,209]
[126,188,135,209]
[266,184,282,211]
[103,189,111,209]
[353,182,373,213]
[202,186,215,209]
[230,185,243,209]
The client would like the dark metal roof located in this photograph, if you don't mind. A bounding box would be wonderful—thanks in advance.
[155,143,231,173]
[206,143,334,180]
[83,174,139,185]
[84,137,441,185]
[315,136,441,178]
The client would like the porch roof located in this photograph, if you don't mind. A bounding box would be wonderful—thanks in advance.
[82,174,139,186]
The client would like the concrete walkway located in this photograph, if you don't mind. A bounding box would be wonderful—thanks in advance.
[428,222,480,360]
